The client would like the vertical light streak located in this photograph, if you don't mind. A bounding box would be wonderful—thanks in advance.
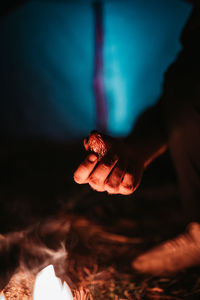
[93,1,108,133]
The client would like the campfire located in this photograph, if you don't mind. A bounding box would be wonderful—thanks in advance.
[0,265,73,300]
[0,212,142,300]
[0,264,92,300]
[0,216,95,300]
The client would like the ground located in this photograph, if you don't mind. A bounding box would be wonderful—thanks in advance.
[0,140,200,299]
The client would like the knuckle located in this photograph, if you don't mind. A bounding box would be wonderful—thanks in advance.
[103,159,115,168]
[81,154,97,167]
[113,168,123,178]
[73,171,83,183]
[81,161,89,169]
[101,162,112,170]
[105,179,116,188]
[89,176,101,186]
[89,179,105,192]
[121,184,134,194]
[103,154,118,167]
[82,161,92,168]
[106,186,117,194]
[105,179,119,193]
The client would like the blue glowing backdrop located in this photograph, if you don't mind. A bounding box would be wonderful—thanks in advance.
[0,0,192,141]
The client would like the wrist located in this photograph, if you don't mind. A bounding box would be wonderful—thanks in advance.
[123,138,168,169]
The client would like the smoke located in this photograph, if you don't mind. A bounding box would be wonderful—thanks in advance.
[0,217,71,291]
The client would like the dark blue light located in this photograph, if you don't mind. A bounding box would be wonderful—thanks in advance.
[0,0,192,140]
[104,0,192,136]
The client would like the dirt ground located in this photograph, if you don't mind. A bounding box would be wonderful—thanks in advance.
[0,140,200,299]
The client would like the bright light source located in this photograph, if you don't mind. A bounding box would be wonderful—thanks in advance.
[0,293,5,300]
[33,265,73,300]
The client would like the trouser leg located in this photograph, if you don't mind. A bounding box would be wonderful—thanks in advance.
[166,101,200,222]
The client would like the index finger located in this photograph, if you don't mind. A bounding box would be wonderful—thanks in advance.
[74,154,98,184]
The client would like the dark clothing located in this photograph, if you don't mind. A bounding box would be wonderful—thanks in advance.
[161,5,200,221]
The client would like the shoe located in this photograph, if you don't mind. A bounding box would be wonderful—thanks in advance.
[132,222,200,275]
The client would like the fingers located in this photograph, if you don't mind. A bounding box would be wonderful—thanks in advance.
[74,152,118,191]
[88,158,136,195]
[74,154,98,184]
[119,172,135,195]
[104,161,125,194]
[88,154,118,192]
[74,153,141,195]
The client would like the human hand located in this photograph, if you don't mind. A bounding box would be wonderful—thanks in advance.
[74,131,144,195]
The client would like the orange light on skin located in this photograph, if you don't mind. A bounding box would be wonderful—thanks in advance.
[33,265,73,300]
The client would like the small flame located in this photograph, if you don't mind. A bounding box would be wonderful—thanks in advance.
[33,265,73,300]
[0,293,5,300]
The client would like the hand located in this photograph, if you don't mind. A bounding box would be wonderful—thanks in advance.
[74,131,144,195]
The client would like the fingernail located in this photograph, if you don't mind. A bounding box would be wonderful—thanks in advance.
[88,154,98,163]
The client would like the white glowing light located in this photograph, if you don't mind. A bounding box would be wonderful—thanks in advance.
[33,265,73,300]
[0,293,5,300]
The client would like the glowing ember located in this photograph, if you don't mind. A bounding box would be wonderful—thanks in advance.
[33,265,73,300]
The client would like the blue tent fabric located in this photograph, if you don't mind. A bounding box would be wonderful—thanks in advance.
[0,0,192,141]
[104,0,192,136]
